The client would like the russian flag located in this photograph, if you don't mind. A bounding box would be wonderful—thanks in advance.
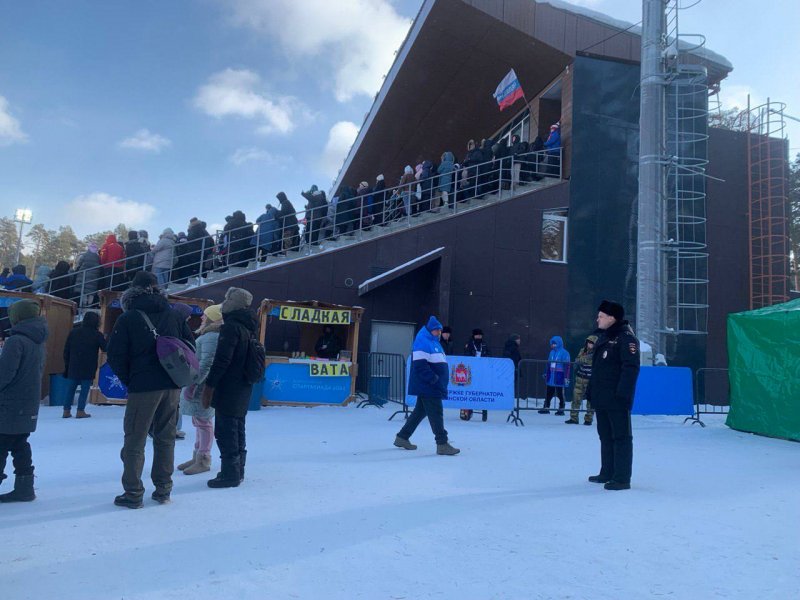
[493,69,525,111]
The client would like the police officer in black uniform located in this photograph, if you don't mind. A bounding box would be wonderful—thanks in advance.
[586,300,640,490]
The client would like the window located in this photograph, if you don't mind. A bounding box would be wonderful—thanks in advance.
[541,210,568,263]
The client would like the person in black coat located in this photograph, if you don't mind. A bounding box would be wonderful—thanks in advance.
[0,300,48,502]
[462,328,491,421]
[302,186,329,244]
[47,260,74,301]
[106,272,195,508]
[440,326,455,355]
[478,138,495,196]
[227,210,255,267]
[276,192,300,252]
[314,325,342,359]
[372,175,387,226]
[62,311,107,418]
[124,231,146,281]
[335,186,357,236]
[185,219,214,278]
[503,333,522,399]
[202,287,258,488]
[510,134,529,184]
[586,300,640,491]
[493,138,511,189]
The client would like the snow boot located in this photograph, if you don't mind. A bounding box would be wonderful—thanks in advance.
[175,430,186,440]
[588,474,611,484]
[436,443,460,456]
[114,493,143,509]
[604,480,631,491]
[0,474,35,502]
[76,410,91,419]
[177,451,198,471]
[554,410,565,416]
[151,489,171,504]
[62,410,72,418]
[184,454,211,475]
[538,408,550,414]
[394,436,417,450]
[564,418,579,424]
[583,420,593,426]
[207,460,241,489]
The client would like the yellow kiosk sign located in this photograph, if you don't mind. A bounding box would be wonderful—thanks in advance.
[279,305,351,325]
[309,362,351,377]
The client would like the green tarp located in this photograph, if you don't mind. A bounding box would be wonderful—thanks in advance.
[726,298,800,441]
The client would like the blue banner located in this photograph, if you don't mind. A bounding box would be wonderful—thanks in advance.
[406,356,515,411]
[263,362,351,405]
[632,367,694,416]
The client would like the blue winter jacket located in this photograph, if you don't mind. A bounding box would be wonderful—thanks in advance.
[544,130,561,153]
[408,316,448,399]
[255,207,279,249]
[545,335,571,387]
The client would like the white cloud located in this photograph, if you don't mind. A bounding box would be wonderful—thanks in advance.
[227,0,411,102]
[0,95,28,146]
[65,193,157,230]
[194,68,304,135]
[321,121,359,178]
[119,128,172,152]
[229,146,288,167]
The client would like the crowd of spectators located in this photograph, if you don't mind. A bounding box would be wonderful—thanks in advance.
[1,124,562,307]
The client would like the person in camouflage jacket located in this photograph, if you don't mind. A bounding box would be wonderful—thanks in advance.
[566,335,598,425]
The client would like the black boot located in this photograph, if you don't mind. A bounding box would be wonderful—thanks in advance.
[0,474,36,503]
[114,493,143,509]
[207,459,241,489]
[588,474,611,484]
[604,480,631,491]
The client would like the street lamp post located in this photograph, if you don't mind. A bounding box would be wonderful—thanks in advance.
[14,208,33,265]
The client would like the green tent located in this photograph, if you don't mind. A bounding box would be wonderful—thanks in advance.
[726,298,800,441]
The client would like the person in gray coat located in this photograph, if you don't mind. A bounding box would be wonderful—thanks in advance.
[74,243,102,307]
[436,151,456,209]
[151,228,177,288]
[0,300,48,502]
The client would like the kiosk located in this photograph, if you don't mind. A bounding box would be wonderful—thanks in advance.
[258,299,364,406]
[89,290,213,405]
[0,290,77,402]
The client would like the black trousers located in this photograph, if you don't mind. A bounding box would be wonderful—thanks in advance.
[215,414,247,480]
[595,409,633,484]
[543,385,565,410]
[0,433,33,478]
[398,395,448,445]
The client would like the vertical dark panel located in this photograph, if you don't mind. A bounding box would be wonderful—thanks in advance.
[566,56,640,352]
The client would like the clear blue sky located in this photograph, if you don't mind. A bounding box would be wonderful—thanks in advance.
[0,0,797,239]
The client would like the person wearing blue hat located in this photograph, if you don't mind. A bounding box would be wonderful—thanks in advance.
[394,316,460,455]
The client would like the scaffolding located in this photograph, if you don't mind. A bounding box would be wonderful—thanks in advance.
[746,98,791,309]
[662,0,710,336]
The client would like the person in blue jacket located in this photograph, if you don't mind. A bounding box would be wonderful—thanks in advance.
[254,203,280,260]
[539,335,571,415]
[544,123,561,176]
[394,316,460,455]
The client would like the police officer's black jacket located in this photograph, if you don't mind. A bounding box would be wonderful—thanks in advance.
[586,320,640,411]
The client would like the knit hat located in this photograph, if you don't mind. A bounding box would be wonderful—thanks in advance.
[598,300,624,320]
[376,174,384,182]
[221,287,253,314]
[472,328,484,336]
[404,165,413,175]
[128,230,138,241]
[131,271,158,290]
[442,326,452,334]
[171,302,194,321]
[9,299,41,325]
[12,264,26,276]
[425,315,443,332]
[204,304,223,322]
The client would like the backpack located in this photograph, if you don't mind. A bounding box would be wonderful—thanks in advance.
[138,310,199,387]
[243,336,266,384]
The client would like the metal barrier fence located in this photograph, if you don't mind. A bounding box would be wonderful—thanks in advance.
[354,352,409,420]
[508,359,588,426]
[12,148,563,309]
[684,367,730,427]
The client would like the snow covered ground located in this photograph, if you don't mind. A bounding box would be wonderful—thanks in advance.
[2,404,798,600]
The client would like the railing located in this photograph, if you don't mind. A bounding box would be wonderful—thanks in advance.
[507,359,583,426]
[684,367,729,427]
[9,148,562,308]
[355,352,409,419]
